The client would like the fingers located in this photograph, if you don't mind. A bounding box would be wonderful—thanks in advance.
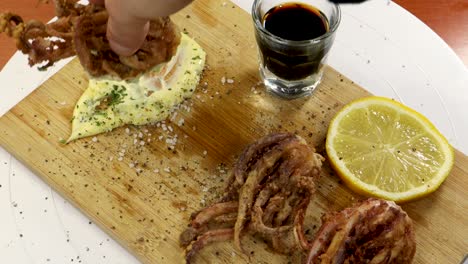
[102,0,193,56]
[106,16,149,56]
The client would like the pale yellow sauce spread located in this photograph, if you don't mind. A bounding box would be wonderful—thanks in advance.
[68,34,206,142]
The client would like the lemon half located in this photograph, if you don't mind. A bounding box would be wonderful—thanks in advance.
[326,96,454,202]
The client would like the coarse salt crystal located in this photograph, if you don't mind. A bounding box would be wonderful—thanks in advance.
[138,132,143,138]
[91,137,98,142]
[134,139,138,145]
[118,157,123,161]
[171,112,178,121]
[125,128,130,134]
[129,163,135,168]
[154,168,160,173]
[227,78,234,84]
[203,150,207,156]
[168,126,173,132]
[164,167,171,172]
[221,76,226,85]
[60,101,67,105]
[109,156,114,161]
[139,141,145,146]
[177,118,185,126]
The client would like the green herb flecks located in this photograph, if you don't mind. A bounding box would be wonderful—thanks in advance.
[96,85,128,111]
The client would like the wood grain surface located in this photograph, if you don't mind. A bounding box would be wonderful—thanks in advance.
[1,0,467,69]
[0,0,467,263]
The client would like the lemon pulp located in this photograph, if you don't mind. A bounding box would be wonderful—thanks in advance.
[326,96,454,202]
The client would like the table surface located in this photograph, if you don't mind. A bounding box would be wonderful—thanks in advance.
[1,0,467,69]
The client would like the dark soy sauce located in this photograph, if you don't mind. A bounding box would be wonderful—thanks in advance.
[257,2,332,80]
[263,3,328,41]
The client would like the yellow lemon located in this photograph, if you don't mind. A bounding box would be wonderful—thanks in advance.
[326,96,454,202]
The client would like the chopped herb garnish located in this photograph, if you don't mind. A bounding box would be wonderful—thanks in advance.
[96,85,127,110]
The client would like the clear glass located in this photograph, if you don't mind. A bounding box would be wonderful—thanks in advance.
[252,0,341,99]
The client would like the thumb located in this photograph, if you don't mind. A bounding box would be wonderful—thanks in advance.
[106,16,149,56]
[104,0,150,56]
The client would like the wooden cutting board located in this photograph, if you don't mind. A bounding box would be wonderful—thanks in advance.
[1,0,467,263]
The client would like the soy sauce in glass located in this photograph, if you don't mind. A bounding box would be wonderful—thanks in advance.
[259,2,331,80]
[263,3,328,41]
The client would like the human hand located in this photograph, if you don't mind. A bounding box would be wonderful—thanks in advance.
[90,0,192,56]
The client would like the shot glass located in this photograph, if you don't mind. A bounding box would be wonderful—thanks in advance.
[252,0,341,99]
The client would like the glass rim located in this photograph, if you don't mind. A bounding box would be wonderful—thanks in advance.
[252,0,341,46]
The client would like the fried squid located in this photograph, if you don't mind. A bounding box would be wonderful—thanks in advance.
[0,0,180,79]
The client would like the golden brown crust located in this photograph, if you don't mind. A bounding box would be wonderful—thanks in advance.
[0,0,180,79]
[180,132,324,263]
[304,198,416,264]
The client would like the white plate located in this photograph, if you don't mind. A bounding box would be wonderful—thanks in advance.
[0,0,467,263]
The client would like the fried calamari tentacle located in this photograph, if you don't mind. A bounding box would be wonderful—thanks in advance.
[2,1,181,79]
[0,13,24,39]
[180,133,324,263]
[304,198,416,264]
[225,132,293,199]
[73,12,181,79]
[1,12,77,68]
[185,229,234,263]
[53,0,88,17]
